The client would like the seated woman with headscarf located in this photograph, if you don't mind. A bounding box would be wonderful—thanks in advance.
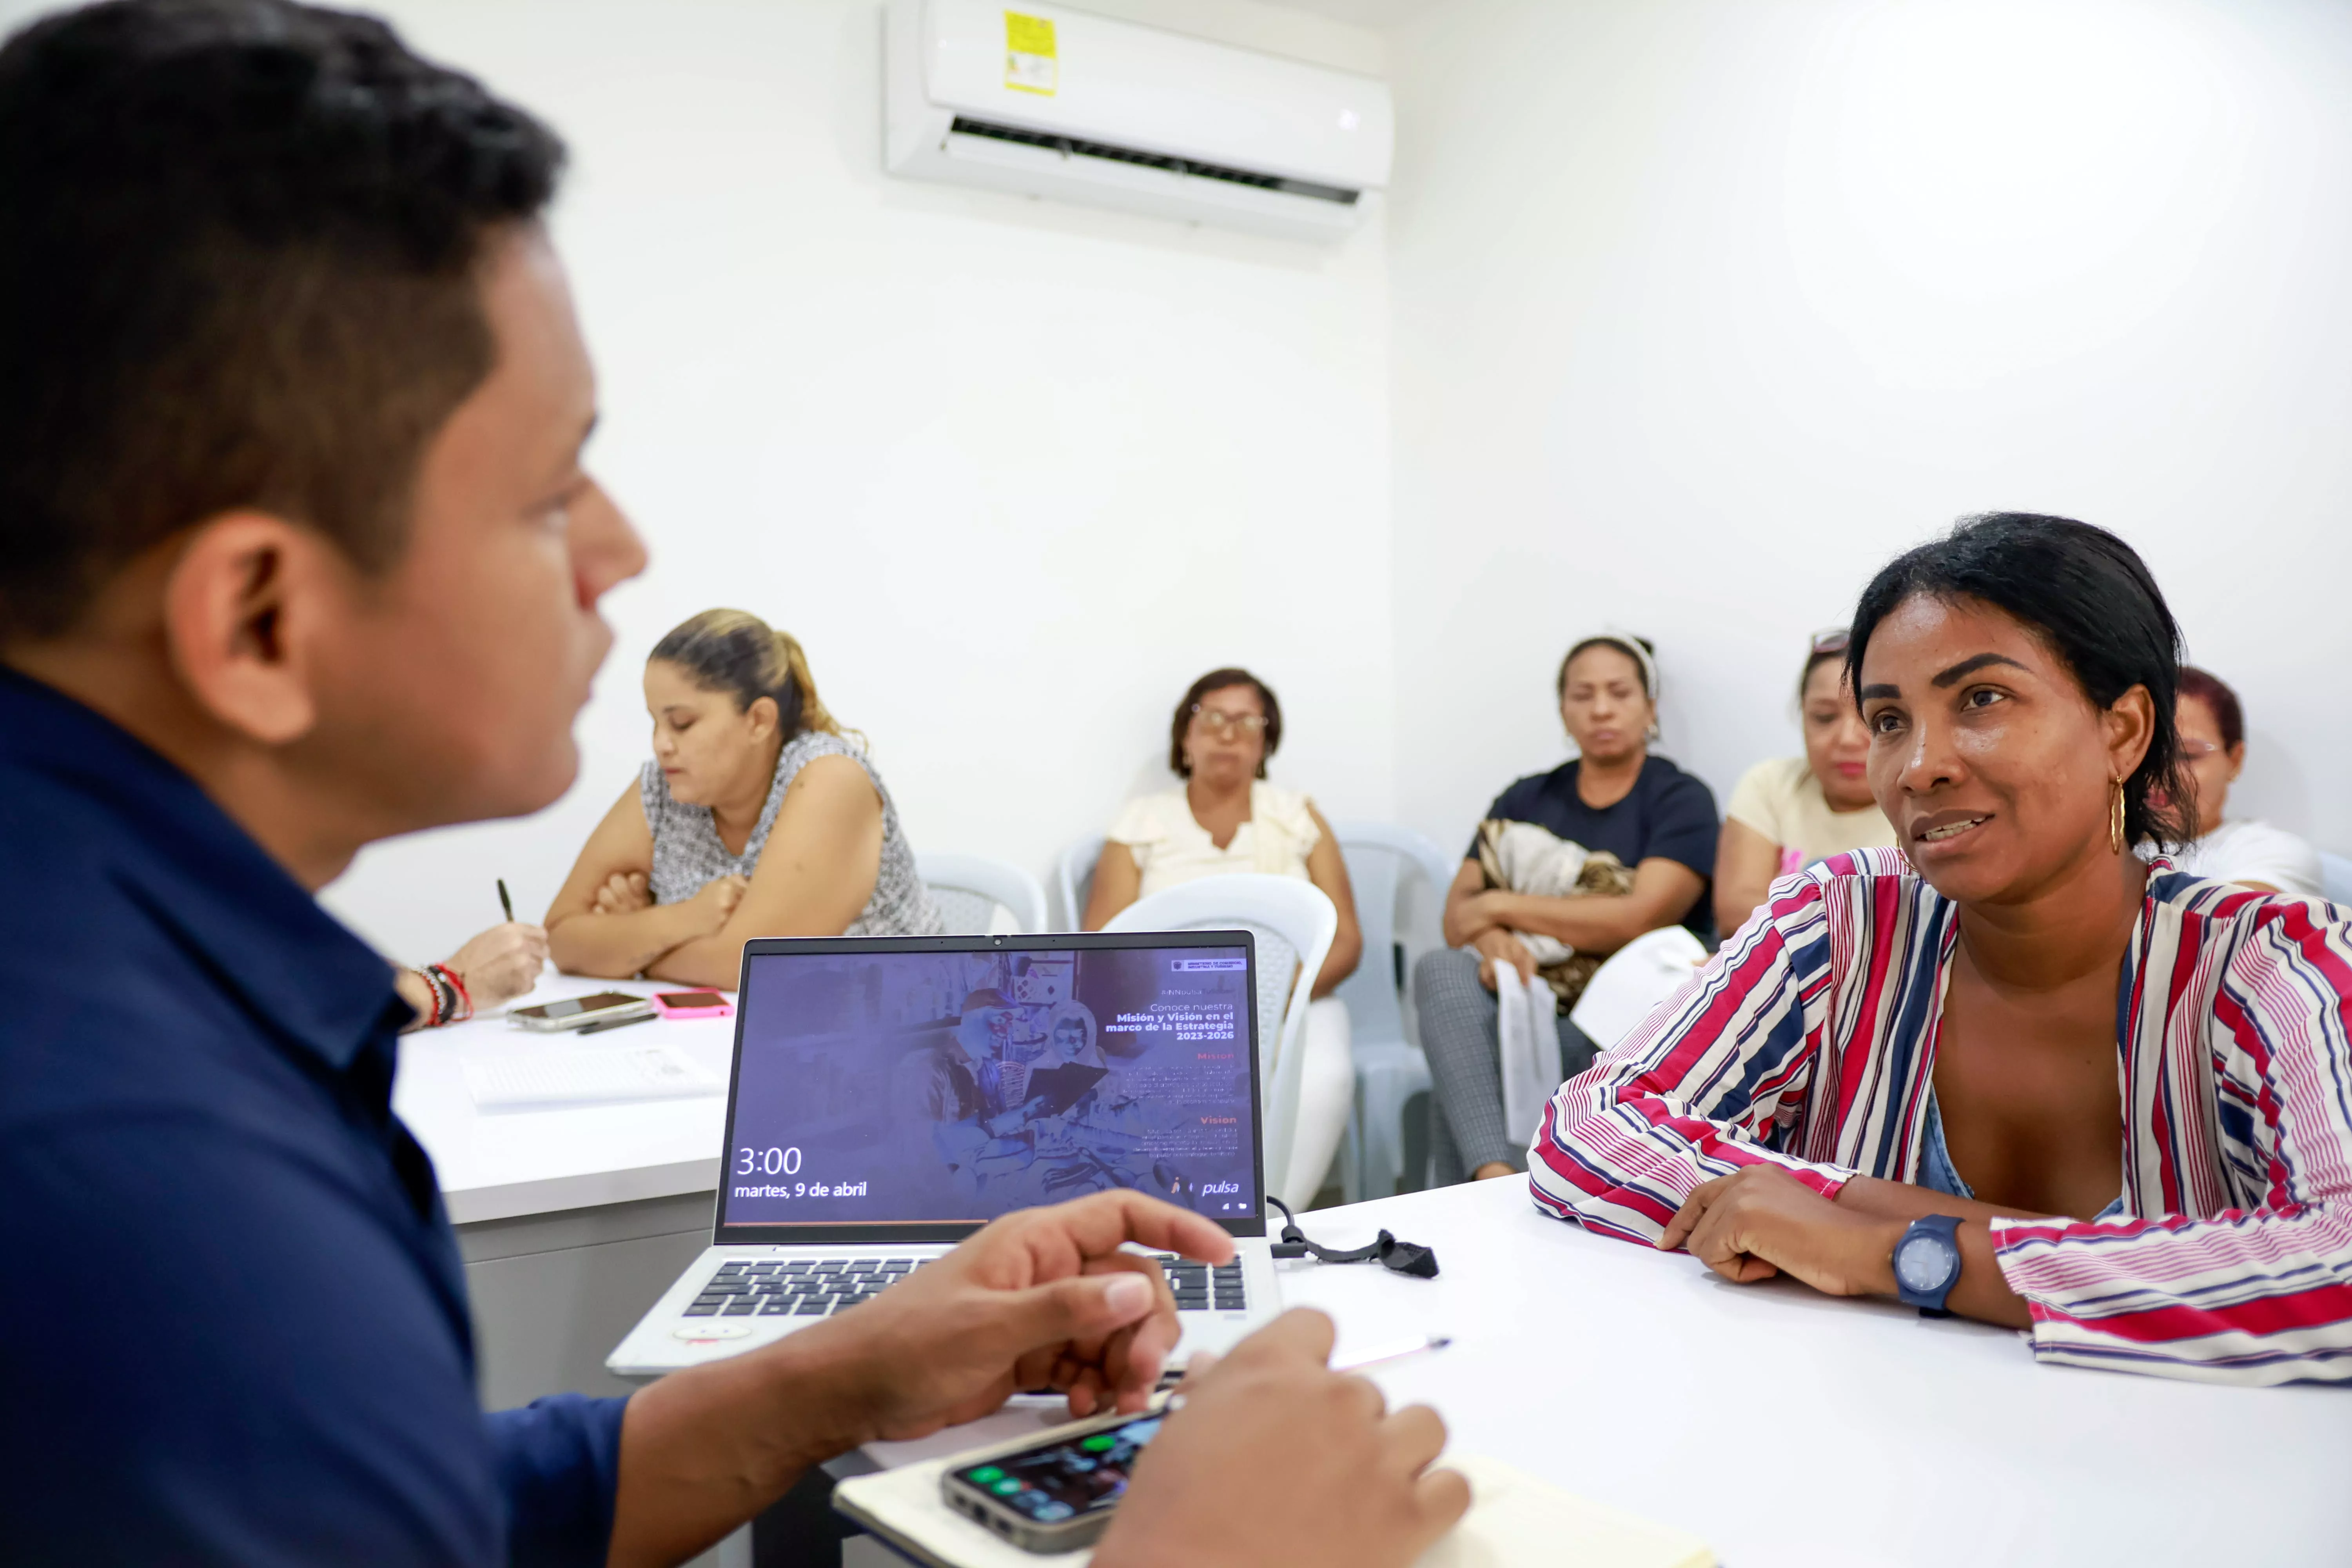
[1533,514,2352,1385]
[1414,633,1718,1185]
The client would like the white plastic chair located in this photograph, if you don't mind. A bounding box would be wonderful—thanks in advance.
[1102,873,1338,1209]
[1568,924,1711,1054]
[1329,820,1457,1201]
[2322,851,2352,906]
[1057,834,1107,931]
[916,852,1048,936]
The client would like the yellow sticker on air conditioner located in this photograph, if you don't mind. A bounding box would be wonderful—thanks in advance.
[1005,11,1057,96]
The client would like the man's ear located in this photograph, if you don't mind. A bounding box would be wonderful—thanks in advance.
[161,512,342,745]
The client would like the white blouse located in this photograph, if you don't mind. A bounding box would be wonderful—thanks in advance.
[1108,783,1322,898]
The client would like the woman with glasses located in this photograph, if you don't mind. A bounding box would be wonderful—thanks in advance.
[1415,633,1719,1185]
[1711,629,1898,937]
[1532,515,2352,1386]
[1082,667,1363,1208]
[2154,666,2323,896]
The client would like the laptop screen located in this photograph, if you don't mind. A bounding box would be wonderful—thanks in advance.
[717,938,1262,1238]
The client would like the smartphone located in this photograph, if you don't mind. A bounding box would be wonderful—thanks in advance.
[651,989,733,1021]
[940,1408,1166,1552]
[508,992,653,1032]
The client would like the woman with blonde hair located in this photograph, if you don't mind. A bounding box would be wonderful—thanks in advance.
[547,610,941,987]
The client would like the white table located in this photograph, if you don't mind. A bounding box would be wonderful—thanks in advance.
[393,973,737,1406]
[1241,1182,2352,1567]
[862,1179,2352,1568]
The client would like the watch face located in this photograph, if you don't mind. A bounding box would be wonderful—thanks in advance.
[1895,1233,1957,1293]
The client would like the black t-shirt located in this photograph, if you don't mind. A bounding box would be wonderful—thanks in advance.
[1466,755,1720,939]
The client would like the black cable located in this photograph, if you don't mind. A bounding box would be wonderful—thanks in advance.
[1264,1195,1439,1279]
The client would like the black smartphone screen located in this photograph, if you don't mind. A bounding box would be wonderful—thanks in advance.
[949,1412,1165,1526]
[657,991,725,1008]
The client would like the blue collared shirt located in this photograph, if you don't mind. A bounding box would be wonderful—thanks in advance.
[0,668,628,1564]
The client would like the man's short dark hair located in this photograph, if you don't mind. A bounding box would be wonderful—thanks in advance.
[0,0,566,640]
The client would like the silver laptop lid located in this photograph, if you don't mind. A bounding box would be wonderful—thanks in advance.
[714,931,1267,1245]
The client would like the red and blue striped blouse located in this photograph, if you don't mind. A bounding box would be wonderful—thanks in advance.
[1530,846,2352,1385]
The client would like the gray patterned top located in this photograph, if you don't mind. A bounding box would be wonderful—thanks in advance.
[639,730,943,937]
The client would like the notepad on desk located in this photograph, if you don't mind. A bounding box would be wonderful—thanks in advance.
[833,1447,1713,1568]
[461,1043,722,1110]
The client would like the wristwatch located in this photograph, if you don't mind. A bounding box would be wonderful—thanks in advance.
[1892,1214,1963,1317]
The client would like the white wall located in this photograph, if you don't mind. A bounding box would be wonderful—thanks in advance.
[274,0,1396,962]
[1382,0,2352,860]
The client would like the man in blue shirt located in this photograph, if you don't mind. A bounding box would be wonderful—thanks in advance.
[0,2,1469,1564]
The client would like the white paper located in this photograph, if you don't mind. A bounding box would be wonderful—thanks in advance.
[1494,960,1561,1148]
[461,1043,721,1110]
[833,1449,1713,1568]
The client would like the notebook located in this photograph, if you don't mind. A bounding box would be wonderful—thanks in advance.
[461,1042,722,1110]
[832,1443,1715,1568]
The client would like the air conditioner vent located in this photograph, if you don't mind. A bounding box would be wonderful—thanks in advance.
[947,117,1360,207]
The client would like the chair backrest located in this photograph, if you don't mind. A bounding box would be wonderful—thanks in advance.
[915,851,1047,936]
[1100,873,1338,1201]
[1328,820,1459,1046]
[2323,850,2352,906]
[1568,924,1710,1053]
[1057,834,1107,932]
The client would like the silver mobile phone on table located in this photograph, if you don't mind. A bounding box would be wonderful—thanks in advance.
[507,991,652,1032]
[939,1405,1168,1552]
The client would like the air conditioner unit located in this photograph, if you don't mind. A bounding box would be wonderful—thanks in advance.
[884,0,1393,242]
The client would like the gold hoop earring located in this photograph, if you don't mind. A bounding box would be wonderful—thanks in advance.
[2109,775,2125,855]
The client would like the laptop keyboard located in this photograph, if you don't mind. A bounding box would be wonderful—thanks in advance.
[684,1258,923,1318]
[681,1253,1247,1319]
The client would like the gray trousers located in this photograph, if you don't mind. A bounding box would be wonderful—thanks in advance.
[1413,947,1600,1185]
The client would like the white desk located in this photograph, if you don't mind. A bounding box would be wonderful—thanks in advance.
[393,973,736,1225]
[393,974,735,1406]
[1252,1183,2352,1567]
[864,1180,2352,1568]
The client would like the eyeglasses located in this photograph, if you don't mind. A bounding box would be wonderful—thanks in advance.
[1190,706,1269,737]
[1809,627,1851,656]
[2179,738,2223,759]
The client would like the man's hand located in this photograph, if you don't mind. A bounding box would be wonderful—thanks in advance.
[444,921,548,1011]
[607,1192,1233,1568]
[592,869,652,916]
[1659,1164,1902,1296]
[1094,1311,1470,1568]
[794,1190,1231,1443]
[1470,927,1535,992]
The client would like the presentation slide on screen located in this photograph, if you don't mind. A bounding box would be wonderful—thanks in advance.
[721,945,1259,1226]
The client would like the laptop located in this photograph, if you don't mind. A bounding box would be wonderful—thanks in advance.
[608,929,1284,1379]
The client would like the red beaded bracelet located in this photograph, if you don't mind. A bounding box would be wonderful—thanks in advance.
[426,963,473,1025]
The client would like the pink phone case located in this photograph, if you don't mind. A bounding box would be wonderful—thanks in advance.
[651,993,733,1021]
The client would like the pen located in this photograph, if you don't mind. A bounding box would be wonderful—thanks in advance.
[497,878,515,923]
[576,1011,656,1037]
[1334,1334,1453,1373]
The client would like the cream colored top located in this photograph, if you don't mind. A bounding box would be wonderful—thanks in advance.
[1726,757,1898,875]
[1109,783,1322,898]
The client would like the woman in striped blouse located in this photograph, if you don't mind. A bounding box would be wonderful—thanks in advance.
[1532,513,2352,1385]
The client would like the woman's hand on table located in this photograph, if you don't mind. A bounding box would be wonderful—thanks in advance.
[444,921,549,1011]
[1660,1164,1902,1297]
[1470,927,1536,992]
